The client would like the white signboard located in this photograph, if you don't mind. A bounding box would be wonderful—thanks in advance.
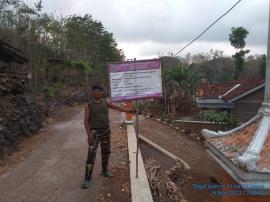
[108,59,162,102]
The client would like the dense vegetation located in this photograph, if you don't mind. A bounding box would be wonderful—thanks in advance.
[160,49,266,115]
[0,0,124,98]
[200,110,238,129]
[0,1,266,115]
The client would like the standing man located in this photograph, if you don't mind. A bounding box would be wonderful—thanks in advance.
[81,84,134,189]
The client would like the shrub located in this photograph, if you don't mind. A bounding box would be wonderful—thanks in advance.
[199,110,238,130]
[41,82,65,99]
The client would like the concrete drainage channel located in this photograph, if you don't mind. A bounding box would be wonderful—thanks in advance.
[127,124,153,202]
[139,134,190,170]
[126,124,191,202]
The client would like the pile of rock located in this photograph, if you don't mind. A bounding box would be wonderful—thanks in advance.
[0,73,26,96]
[39,88,90,117]
[0,74,43,158]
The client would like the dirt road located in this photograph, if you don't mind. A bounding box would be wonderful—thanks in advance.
[0,106,102,202]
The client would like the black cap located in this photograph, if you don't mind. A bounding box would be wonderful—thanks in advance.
[91,84,103,91]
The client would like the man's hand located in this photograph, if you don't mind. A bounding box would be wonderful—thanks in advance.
[129,107,138,114]
[130,108,136,114]
[87,129,93,145]
[106,99,139,114]
[87,134,93,145]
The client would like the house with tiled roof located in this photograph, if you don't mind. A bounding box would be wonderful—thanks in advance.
[201,9,270,202]
[196,79,265,122]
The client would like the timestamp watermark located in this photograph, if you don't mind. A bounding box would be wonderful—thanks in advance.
[192,183,265,196]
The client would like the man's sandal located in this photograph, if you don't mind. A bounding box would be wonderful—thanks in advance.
[101,170,113,178]
[81,180,91,189]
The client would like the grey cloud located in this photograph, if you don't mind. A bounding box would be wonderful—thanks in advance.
[32,0,268,44]
[28,0,268,57]
[119,0,268,45]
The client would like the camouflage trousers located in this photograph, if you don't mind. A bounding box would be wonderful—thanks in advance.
[84,128,111,181]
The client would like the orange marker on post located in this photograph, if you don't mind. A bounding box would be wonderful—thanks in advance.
[125,101,133,124]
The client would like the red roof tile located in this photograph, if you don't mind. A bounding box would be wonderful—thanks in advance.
[196,83,234,98]
[223,79,264,101]
[197,78,265,102]
[207,117,270,172]
[208,120,259,163]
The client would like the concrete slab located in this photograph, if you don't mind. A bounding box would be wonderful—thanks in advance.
[127,125,153,202]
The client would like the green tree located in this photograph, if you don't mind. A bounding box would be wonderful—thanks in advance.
[163,60,201,114]
[229,27,250,80]
[0,1,124,99]
[229,27,249,49]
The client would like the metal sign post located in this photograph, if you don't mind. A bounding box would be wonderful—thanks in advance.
[135,100,139,178]
[133,58,139,178]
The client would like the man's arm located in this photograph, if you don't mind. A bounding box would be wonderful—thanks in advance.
[106,101,134,113]
[84,103,92,144]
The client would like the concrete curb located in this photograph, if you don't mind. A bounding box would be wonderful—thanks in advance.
[138,134,191,170]
[127,125,153,202]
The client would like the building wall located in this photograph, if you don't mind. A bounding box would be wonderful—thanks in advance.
[231,88,264,122]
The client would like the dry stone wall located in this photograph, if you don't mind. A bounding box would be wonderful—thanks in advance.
[0,73,43,158]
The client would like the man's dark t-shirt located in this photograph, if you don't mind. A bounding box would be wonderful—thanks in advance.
[88,99,109,129]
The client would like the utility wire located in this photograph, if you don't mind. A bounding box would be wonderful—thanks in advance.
[174,0,243,56]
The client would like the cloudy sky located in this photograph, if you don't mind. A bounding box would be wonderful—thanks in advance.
[27,0,269,59]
